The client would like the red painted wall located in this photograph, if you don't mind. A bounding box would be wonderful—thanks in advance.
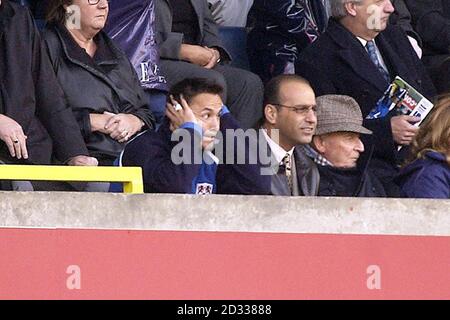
[0,229,449,299]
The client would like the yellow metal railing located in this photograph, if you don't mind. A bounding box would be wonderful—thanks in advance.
[0,165,144,194]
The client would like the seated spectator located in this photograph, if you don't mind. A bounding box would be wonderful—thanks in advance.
[122,78,270,195]
[295,0,436,191]
[258,75,319,196]
[247,0,329,84]
[105,0,168,125]
[43,1,155,170]
[0,0,97,191]
[390,0,422,58]
[396,94,450,199]
[208,0,254,27]
[155,0,264,129]
[306,95,387,197]
[403,0,450,94]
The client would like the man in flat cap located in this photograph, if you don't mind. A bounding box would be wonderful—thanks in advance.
[301,94,388,197]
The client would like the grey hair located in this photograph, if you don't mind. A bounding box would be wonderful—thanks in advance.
[330,0,364,19]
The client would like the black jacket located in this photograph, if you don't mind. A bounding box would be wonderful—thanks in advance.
[155,0,231,61]
[298,145,389,198]
[296,19,436,178]
[43,24,155,163]
[316,165,387,197]
[0,1,88,164]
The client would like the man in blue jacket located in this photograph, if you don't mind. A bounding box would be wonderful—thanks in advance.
[122,78,270,195]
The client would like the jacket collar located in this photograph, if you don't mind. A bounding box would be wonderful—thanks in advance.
[52,23,120,68]
[326,18,391,92]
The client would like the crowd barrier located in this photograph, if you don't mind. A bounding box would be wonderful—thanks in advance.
[0,165,143,194]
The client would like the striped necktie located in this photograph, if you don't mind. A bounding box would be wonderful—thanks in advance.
[366,40,390,83]
[282,153,293,195]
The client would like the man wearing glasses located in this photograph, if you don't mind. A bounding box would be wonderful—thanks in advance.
[258,75,319,196]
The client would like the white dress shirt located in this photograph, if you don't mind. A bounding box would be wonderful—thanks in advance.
[262,129,294,164]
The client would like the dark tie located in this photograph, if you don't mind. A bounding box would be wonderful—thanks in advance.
[366,40,390,83]
[282,153,293,195]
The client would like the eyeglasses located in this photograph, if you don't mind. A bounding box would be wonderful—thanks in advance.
[88,0,109,5]
[271,103,317,115]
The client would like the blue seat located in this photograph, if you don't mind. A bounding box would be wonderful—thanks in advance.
[218,27,251,71]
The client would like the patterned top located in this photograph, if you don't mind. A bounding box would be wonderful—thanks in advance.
[303,144,333,167]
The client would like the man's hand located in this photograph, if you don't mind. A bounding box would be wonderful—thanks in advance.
[179,44,214,67]
[391,115,421,145]
[0,114,28,160]
[203,47,221,69]
[166,95,197,131]
[90,113,117,134]
[103,112,144,143]
[67,155,98,166]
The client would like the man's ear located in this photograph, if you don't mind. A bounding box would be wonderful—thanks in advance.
[344,1,358,17]
[264,104,278,126]
[312,135,326,154]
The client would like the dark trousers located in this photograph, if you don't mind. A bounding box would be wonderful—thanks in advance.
[160,60,264,129]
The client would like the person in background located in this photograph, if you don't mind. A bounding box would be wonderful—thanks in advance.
[0,0,97,191]
[403,0,450,94]
[390,0,422,58]
[306,95,387,197]
[155,0,264,129]
[295,0,436,193]
[43,0,154,190]
[247,0,328,84]
[207,0,254,27]
[396,94,450,199]
[258,75,319,196]
[105,0,169,126]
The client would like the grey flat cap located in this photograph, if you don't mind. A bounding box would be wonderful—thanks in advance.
[315,95,373,135]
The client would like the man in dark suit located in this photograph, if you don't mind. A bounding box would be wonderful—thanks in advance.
[295,0,436,186]
[154,0,264,129]
[258,75,320,196]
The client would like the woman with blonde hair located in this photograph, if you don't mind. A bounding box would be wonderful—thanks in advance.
[396,94,450,198]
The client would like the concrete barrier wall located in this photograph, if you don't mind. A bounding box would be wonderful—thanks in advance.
[1,192,449,299]
[1,192,449,236]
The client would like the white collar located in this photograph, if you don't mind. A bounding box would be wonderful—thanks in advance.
[357,37,368,47]
[262,129,295,164]
[204,150,219,165]
[357,36,377,48]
